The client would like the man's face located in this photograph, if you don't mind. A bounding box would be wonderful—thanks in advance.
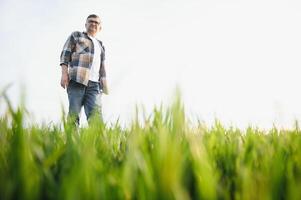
[85,17,101,35]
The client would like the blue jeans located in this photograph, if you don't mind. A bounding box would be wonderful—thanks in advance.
[67,80,101,125]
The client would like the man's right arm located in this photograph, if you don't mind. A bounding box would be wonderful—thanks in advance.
[59,33,76,89]
[60,64,69,89]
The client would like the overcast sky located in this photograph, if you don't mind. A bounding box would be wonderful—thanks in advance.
[1,0,301,129]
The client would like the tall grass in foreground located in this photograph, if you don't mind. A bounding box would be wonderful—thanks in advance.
[1,94,301,200]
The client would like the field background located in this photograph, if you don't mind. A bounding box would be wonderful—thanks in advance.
[2,0,301,129]
[2,1,301,199]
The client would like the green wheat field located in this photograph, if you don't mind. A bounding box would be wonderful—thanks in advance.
[1,91,301,200]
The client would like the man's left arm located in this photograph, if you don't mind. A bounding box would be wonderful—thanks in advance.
[100,44,108,95]
[100,62,109,95]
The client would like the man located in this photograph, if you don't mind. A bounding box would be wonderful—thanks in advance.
[60,14,108,125]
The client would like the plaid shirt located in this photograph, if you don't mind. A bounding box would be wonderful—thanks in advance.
[60,31,106,86]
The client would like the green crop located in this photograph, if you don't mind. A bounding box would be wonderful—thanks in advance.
[1,90,301,200]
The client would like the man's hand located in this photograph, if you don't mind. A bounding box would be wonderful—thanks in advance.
[60,65,69,89]
[101,78,109,95]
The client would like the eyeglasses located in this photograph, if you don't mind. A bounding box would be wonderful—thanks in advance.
[88,20,100,25]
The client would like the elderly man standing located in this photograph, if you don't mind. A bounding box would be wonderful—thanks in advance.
[60,14,108,125]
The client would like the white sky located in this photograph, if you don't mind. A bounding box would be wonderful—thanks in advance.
[1,0,301,129]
